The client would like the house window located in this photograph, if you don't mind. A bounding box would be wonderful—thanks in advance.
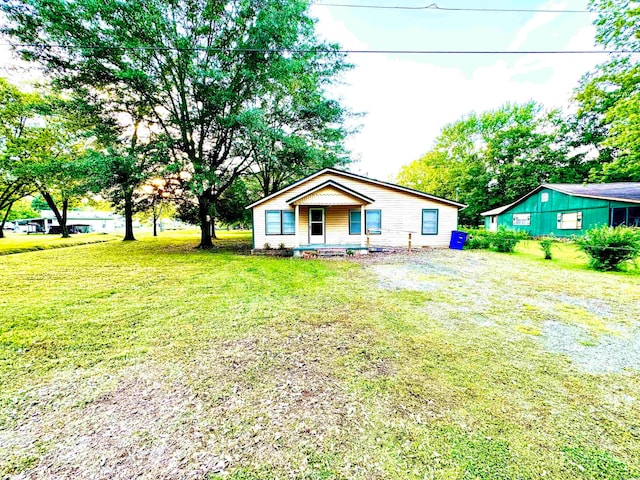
[349,210,361,235]
[557,212,583,230]
[611,206,640,227]
[422,209,438,235]
[365,210,382,234]
[541,192,549,203]
[265,210,295,235]
[282,211,295,234]
[512,213,531,226]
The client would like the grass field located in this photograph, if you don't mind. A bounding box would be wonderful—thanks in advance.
[0,231,120,255]
[1,231,639,479]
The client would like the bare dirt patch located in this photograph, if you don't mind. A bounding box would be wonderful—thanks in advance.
[2,328,371,479]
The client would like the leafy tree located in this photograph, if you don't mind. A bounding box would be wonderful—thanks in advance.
[3,0,351,248]
[249,83,351,197]
[589,0,640,51]
[6,197,37,220]
[84,107,167,241]
[568,1,640,182]
[215,178,252,228]
[397,102,572,225]
[0,78,38,237]
[30,194,48,211]
[136,177,181,237]
[23,102,96,238]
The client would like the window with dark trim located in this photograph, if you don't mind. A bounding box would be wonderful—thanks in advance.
[611,206,640,227]
[349,210,361,235]
[366,210,382,234]
[422,209,438,235]
[265,210,295,235]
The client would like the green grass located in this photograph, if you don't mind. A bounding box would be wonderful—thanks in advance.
[514,239,640,275]
[0,231,120,255]
[1,231,639,478]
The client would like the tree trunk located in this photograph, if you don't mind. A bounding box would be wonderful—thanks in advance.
[40,189,70,238]
[153,210,158,237]
[123,189,136,241]
[61,198,69,237]
[197,194,214,249]
[0,203,12,239]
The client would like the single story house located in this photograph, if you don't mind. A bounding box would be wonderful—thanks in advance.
[481,183,640,236]
[246,168,466,254]
[15,210,126,234]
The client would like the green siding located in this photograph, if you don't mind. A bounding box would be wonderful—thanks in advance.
[494,188,636,237]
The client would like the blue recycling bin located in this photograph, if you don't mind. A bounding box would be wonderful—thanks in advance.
[449,230,468,250]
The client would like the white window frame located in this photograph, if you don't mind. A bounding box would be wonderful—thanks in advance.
[557,212,583,230]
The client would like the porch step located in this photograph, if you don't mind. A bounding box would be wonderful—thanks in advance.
[315,248,347,257]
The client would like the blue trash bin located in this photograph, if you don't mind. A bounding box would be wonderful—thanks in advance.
[449,230,468,250]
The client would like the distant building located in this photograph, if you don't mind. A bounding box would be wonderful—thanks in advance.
[481,183,640,236]
[15,210,126,234]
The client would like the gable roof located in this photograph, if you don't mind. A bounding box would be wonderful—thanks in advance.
[286,179,375,205]
[480,204,514,216]
[483,182,640,216]
[246,168,467,209]
[545,183,640,203]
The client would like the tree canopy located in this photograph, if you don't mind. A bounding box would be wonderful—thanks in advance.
[3,0,352,247]
[397,102,582,225]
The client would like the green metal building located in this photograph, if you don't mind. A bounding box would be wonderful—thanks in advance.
[481,183,640,237]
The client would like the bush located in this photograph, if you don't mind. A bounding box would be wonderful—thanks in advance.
[539,236,555,260]
[577,225,640,271]
[263,242,272,250]
[463,229,492,250]
[491,227,527,253]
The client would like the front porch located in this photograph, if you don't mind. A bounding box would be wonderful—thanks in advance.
[292,244,370,258]
[287,179,375,249]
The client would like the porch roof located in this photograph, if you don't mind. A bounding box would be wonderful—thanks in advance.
[287,180,374,206]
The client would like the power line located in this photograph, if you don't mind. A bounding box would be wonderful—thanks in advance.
[313,2,591,13]
[3,43,630,55]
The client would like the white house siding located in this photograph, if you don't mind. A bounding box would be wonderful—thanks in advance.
[252,172,459,249]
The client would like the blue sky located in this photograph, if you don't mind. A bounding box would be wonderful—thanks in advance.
[0,1,606,183]
[310,0,606,180]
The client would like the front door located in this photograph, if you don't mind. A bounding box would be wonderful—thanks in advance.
[309,208,325,244]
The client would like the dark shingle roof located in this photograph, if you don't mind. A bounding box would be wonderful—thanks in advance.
[545,183,640,203]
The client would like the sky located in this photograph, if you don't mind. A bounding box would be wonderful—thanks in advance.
[309,0,607,181]
[1,1,607,183]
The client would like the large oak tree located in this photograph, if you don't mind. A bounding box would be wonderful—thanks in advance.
[3,0,351,248]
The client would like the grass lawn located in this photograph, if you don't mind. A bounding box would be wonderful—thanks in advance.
[0,231,120,255]
[1,232,639,479]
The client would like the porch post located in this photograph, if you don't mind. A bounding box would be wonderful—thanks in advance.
[294,204,300,247]
[360,204,365,247]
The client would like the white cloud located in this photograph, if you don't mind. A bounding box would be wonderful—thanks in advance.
[313,8,603,181]
[508,1,565,50]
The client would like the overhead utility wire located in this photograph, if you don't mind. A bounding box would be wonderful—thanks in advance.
[4,43,631,54]
[314,2,591,13]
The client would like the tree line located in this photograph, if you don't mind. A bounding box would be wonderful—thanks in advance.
[397,0,640,226]
[0,0,352,245]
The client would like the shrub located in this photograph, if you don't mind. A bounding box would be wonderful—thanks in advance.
[278,243,286,250]
[539,236,554,260]
[463,229,492,250]
[263,242,272,250]
[491,227,527,253]
[577,225,640,271]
